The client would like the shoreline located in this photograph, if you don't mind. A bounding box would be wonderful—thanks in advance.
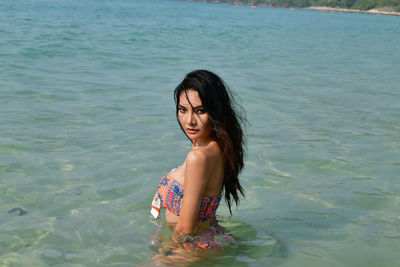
[304,6,400,16]
[180,1,400,17]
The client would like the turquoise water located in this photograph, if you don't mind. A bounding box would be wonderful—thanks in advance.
[1,0,400,266]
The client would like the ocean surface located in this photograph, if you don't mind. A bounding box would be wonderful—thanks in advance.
[1,0,400,266]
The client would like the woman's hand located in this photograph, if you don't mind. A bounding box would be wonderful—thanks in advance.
[153,232,202,265]
[172,229,197,246]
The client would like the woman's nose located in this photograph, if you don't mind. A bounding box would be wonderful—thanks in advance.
[187,110,196,125]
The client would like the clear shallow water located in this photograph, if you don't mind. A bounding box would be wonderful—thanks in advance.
[1,0,400,266]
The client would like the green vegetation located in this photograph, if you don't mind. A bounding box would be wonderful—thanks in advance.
[206,0,400,11]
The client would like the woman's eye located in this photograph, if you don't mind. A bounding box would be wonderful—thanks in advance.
[196,109,206,114]
[178,107,186,113]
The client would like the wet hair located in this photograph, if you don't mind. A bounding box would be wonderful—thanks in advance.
[174,70,246,215]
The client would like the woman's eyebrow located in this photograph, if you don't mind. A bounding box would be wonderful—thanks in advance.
[178,104,204,109]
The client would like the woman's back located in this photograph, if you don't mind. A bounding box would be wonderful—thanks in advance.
[169,140,224,198]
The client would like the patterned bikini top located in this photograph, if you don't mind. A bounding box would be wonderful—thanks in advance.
[150,174,221,223]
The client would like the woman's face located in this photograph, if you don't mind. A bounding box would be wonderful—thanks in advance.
[178,89,212,145]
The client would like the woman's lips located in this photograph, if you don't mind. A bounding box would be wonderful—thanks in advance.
[186,128,199,134]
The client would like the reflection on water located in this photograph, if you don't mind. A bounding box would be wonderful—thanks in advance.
[142,217,288,266]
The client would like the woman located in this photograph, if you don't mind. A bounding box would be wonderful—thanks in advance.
[150,70,246,255]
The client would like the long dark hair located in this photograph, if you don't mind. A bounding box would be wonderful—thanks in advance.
[174,70,246,215]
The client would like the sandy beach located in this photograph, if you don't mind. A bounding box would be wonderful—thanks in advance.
[304,6,400,16]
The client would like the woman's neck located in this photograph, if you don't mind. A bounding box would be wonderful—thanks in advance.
[192,136,213,148]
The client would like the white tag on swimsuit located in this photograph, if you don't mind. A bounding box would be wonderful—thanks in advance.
[150,192,161,219]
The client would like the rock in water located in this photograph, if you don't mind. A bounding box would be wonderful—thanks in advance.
[8,207,27,216]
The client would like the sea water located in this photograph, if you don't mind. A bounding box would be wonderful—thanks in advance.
[1,0,400,266]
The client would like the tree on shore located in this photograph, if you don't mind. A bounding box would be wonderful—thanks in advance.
[212,0,400,11]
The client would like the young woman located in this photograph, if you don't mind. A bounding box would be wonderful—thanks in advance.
[150,70,246,254]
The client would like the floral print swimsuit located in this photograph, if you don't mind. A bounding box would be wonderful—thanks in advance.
[151,174,234,249]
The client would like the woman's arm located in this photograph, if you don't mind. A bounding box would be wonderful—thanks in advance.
[175,150,209,235]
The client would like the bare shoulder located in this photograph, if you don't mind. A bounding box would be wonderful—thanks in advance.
[186,141,222,167]
[184,142,224,193]
[185,148,208,167]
